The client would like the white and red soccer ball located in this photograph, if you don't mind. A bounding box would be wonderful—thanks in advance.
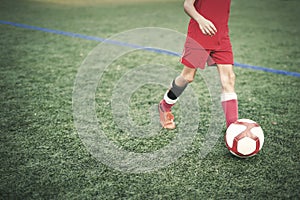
[225,119,264,158]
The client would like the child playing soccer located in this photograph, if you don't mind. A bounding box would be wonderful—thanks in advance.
[159,0,238,129]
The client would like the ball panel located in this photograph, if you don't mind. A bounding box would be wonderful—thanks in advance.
[225,123,247,148]
[251,126,264,150]
[237,137,257,155]
[230,138,260,158]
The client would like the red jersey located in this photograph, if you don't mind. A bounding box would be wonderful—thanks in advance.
[187,0,231,49]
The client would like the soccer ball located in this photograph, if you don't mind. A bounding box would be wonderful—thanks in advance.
[225,119,264,158]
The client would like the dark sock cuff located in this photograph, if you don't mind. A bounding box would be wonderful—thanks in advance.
[167,90,177,100]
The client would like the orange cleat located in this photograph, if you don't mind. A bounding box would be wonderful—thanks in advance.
[158,101,176,130]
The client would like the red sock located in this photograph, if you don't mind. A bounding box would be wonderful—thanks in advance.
[161,99,174,112]
[221,93,238,128]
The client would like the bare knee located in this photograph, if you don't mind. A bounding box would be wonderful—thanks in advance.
[181,74,194,83]
[180,66,196,83]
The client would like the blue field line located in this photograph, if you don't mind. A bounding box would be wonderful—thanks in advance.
[1,20,299,78]
[0,20,180,57]
[234,62,300,77]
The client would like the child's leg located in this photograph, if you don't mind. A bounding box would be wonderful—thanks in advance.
[159,66,196,129]
[217,64,238,128]
[161,66,197,111]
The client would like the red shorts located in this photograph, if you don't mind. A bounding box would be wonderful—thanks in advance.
[181,36,234,69]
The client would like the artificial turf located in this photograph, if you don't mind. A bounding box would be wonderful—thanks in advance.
[0,0,299,199]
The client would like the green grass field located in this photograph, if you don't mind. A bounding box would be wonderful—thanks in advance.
[1,0,300,199]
